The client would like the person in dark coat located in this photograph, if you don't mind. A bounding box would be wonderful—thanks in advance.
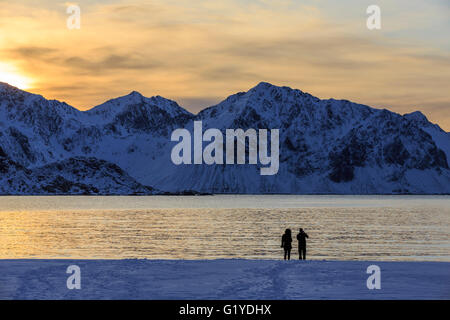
[281,229,292,260]
[297,228,309,260]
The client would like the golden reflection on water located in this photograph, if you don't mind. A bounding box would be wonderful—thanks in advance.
[0,204,449,261]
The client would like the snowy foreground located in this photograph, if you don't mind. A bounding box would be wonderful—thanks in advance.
[0,259,448,300]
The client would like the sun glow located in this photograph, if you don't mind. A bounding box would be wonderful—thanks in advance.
[0,63,32,90]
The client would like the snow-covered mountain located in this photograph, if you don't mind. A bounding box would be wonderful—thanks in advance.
[0,152,155,195]
[0,81,448,194]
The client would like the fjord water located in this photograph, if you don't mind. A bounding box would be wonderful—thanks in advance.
[0,195,448,261]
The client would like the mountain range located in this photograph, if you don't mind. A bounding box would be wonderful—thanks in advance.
[0,81,448,194]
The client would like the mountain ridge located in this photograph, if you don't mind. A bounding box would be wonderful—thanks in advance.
[3,81,445,132]
[0,82,448,194]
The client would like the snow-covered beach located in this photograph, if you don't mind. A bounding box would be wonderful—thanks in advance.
[1,259,448,300]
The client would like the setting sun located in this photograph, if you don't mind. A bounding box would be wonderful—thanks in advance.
[0,63,32,90]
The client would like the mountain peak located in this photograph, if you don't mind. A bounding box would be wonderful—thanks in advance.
[404,111,429,125]
[127,90,143,97]
[404,110,427,120]
[0,81,17,88]
[249,82,308,97]
[0,82,23,94]
[250,81,280,92]
[100,90,145,106]
[254,81,274,88]
[86,90,193,120]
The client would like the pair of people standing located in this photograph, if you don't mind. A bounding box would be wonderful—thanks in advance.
[281,228,309,260]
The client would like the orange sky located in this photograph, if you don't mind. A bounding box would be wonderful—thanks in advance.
[0,0,449,130]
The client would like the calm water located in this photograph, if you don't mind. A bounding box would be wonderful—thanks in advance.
[0,195,449,261]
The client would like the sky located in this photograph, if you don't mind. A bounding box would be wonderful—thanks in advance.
[0,0,449,130]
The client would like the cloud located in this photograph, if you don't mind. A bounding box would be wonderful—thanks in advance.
[8,46,57,58]
[64,54,161,73]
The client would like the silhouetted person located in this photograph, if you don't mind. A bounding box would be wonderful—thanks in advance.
[281,229,292,260]
[297,228,309,260]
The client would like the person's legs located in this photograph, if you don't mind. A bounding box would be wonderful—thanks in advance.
[298,247,305,260]
[284,249,287,260]
[287,248,291,260]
